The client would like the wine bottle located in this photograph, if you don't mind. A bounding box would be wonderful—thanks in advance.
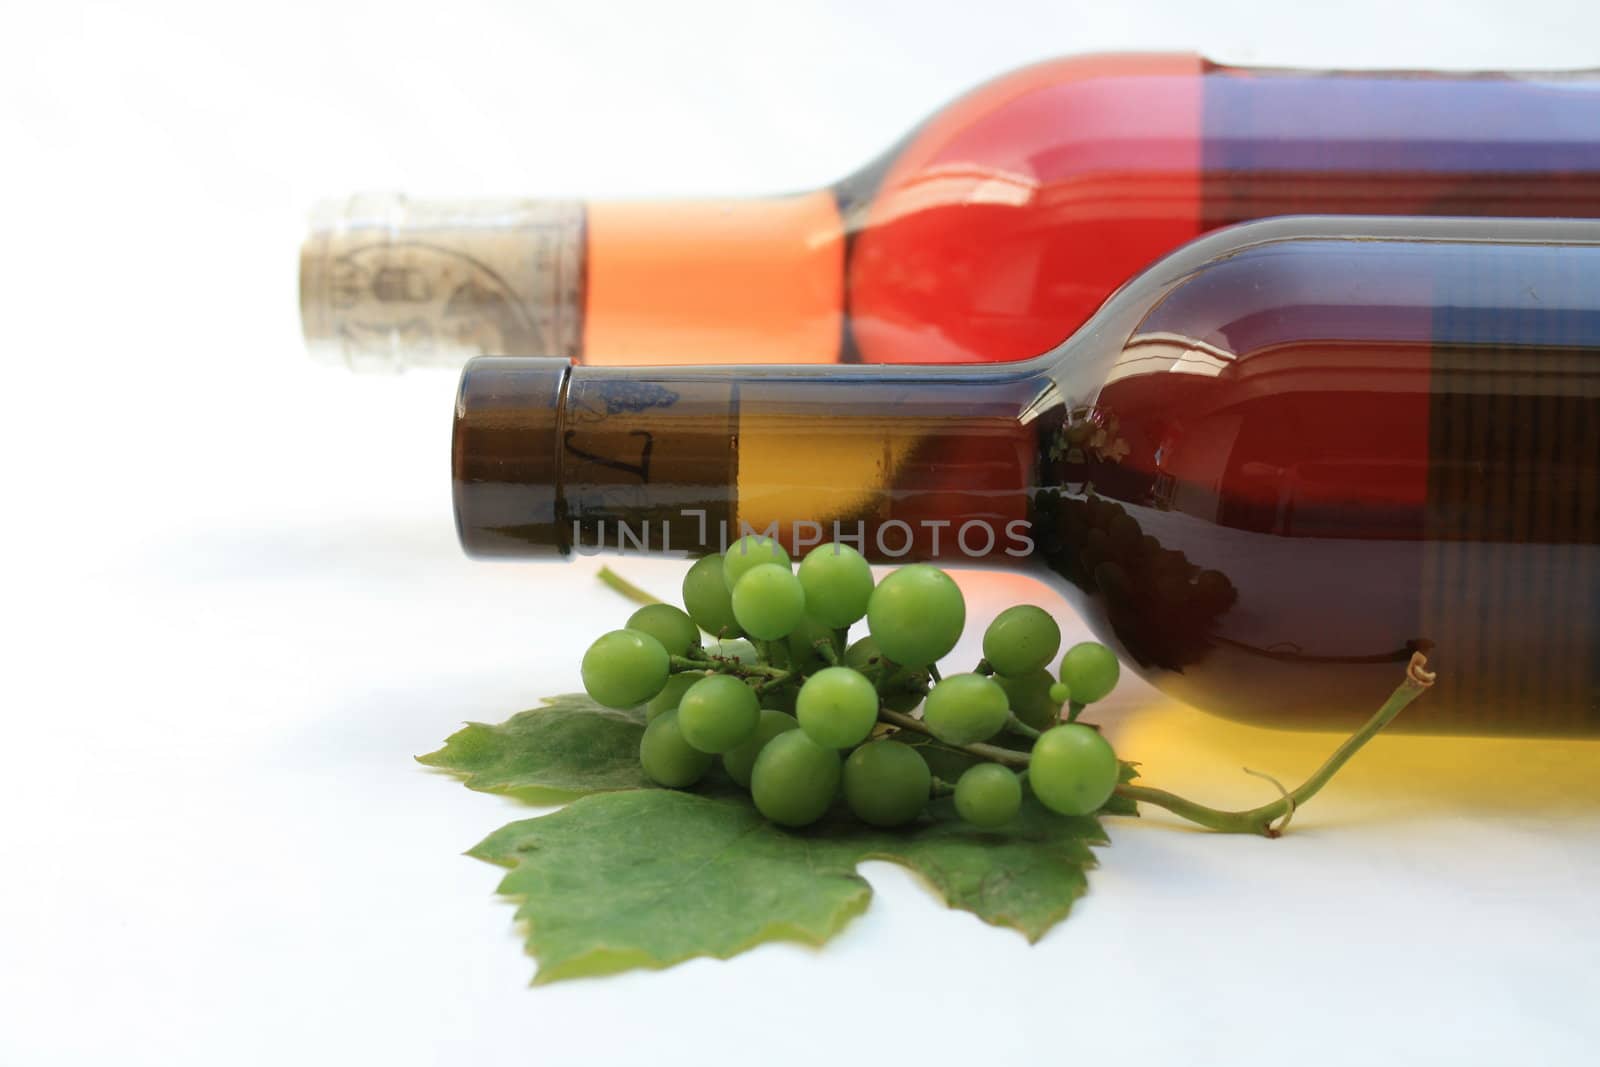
[451,215,1600,736]
[304,54,1600,372]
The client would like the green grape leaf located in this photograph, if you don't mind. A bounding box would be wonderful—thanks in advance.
[1102,759,1142,817]
[836,796,1108,941]
[417,694,651,802]
[469,791,874,984]
[471,788,1107,983]
[432,694,1118,982]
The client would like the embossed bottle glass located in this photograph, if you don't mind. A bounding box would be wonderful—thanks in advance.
[306,55,1600,370]
[452,217,1600,736]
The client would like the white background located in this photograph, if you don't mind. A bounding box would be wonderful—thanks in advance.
[4,1,1600,1063]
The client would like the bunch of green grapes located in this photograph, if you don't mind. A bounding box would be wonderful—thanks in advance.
[580,536,1128,831]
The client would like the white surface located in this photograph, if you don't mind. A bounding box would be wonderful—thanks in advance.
[4,1,1600,1064]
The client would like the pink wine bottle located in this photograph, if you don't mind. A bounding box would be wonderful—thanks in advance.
[305,54,1600,371]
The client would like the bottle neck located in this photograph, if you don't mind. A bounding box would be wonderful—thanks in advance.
[583,191,845,366]
[300,191,845,372]
[452,358,1053,563]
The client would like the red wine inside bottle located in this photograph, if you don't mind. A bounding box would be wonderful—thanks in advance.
[306,54,1600,371]
[452,217,1600,736]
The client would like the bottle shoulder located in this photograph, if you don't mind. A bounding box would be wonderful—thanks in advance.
[1068,215,1600,364]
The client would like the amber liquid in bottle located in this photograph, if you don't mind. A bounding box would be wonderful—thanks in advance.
[453,217,1600,736]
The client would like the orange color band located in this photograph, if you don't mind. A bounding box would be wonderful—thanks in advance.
[584,192,845,366]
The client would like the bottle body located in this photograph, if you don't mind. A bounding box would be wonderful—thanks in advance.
[309,54,1600,371]
[453,217,1600,736]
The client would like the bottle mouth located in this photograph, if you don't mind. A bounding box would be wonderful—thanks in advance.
[297,197,338,367]
[299,194,418,372]
[299,193,585,373]
[451,356,574,558]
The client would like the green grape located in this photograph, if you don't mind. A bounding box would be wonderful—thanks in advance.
[1087,496,1124,526]
[722,708,800,788]
[677,674,760,754]
[1079,528,1112,572]
[981,605,1062,677]
[1151,570,1191,608]
[1193,569,1235,612]
[842,635,883,672]
[884,671,930,714]
[797,543,874,627]
[1057,642,1121,704]
[682,555,743,638]
[1092,561,1130,601]
[722,534,791,590]
[1048,681,1072,706]
[730,563,807,640]
[866,564,965,668]
[1029,723,1119,816]
[750,729,841,827]
[625,603,701,656]
[922,673,1009,746]
[954,763,1022,828]
[844,636,925,713]
[995,669,1060,732]
[1153,548,1189,578]
[1107,513,1143,557]
[843,741,930,827]
[581,629,670,709]
[639,709,713,788]
[705,637,758,665]
[646,671,703,721]
[784,614,838,676]
[795,667,880,749]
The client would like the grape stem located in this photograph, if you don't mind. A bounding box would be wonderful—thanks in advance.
[668,653,790,684]
[752,673,795,696]
[877,708,1030,768]
[752,638,788,669]
[1065,700,1086,723]
[1005,714,1042,740]
[1114,652,1437,837]
[881,652,1437,837]
[596,566,662,607]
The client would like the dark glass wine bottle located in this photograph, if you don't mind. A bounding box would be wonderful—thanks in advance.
[306,54,1600,371]
[452,216,1600,737]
